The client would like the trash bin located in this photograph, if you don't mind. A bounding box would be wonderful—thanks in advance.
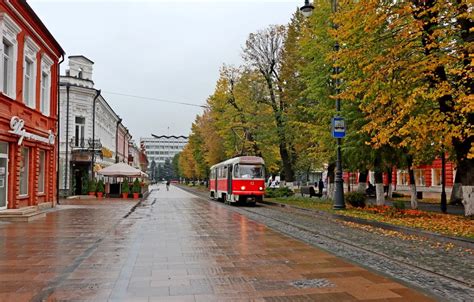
[416,191,423,199]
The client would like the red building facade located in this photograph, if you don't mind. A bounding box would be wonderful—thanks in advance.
[344,158,456,192]
[0,1,64,210]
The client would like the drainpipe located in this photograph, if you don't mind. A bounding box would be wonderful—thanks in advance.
[124,130,129,163]
[115,118,122,163]
[56,54,64,205]
[64,83,70,195]
[91,89,101,179]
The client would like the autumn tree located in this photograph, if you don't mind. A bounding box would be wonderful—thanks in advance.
[242,25,297,182]
[207,66,281,173]
[172,153,182,179]
[334,0,473,213]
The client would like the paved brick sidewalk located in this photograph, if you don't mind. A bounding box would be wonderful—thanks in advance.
[0,186,434,301]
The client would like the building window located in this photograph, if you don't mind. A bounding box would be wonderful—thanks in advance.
[414,169,425,186]
[20,147,29,196]
[24,58,34,107]
[2,40,12,95]
[40,72,49,114]
[0,13,20,99]
[38,150,46,193]
[397,170,409,186]
[23,37,39,108]
[432,168,442,186]
[75,117,85,147]
[40,55,53,116]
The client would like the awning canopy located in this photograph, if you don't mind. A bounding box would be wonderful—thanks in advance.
[97,162,148,178]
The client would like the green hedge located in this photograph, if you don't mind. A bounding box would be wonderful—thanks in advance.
[393,200,406,210]
[345,191,366,208]
[132,178,141,194]
[96,179,105,193]
[265,187,294,198]
[87,179,96,193]
[121,178,130,193]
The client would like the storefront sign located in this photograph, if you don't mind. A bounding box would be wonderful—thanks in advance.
[71,152,92,162]
[9,116,55,145]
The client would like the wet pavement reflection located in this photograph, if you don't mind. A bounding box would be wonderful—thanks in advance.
[0,186,434,301]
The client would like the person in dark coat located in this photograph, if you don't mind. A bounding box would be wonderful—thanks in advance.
[318,179,324,196]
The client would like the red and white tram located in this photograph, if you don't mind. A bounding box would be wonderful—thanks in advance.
[209,156,265,205]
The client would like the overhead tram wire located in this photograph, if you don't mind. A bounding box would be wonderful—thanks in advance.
[101,91,209,109]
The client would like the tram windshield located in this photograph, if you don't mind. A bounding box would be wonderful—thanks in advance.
[233,164,264,179]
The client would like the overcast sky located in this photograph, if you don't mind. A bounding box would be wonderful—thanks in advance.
[29,0,298,141]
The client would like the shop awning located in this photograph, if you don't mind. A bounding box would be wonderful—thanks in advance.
[97,162,148,178]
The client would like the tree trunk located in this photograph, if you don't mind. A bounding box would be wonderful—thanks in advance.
[374,154,384,205]
[387,167,393,199]
[265,76,295,183]
[357,170,368,193]
[408,167,418,209]
[374,171,385,206]
[453,139,474,215]
[450,181,462,205]
[279,141,294,183]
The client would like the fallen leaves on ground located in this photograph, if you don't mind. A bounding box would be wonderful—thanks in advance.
[340,205,474,239]
[270,197,474,239]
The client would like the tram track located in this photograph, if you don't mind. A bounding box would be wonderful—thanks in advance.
[242,203,472,287]
[177,184,474,301]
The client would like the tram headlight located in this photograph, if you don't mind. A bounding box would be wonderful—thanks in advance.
[241,186,246,190]
[259,187,263,191]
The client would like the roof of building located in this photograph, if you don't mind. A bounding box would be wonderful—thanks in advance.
[150,134,188,139]
[19,0,65,56]
[68,55,94,64]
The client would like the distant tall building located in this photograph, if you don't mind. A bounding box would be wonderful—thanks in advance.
[140,135,188,166]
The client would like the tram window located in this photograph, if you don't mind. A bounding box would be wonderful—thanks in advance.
[234,164,263,179]
[234,164,239,178]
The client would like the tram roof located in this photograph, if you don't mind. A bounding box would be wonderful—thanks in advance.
[211,156,265,169]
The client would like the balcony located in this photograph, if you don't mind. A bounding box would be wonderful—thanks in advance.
[69,137,102,151]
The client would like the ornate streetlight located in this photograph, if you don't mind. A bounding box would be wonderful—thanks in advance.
[300,0,345,209]
[300,0,315,17]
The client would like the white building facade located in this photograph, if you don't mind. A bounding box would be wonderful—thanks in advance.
[58,56,131,196]
[140,135,188,166]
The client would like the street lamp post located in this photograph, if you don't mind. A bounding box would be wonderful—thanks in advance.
[300,0,345,209]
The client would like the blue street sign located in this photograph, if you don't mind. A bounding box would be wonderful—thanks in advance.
[332,117,346,138]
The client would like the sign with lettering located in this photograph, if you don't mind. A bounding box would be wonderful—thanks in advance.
[9,116,55,145]
[331,117,346,138]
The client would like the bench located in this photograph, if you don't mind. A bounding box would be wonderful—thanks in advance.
[301,186,321,198]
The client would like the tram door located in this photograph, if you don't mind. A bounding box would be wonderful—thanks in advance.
[227,165,233,195]
[214,168,218,193]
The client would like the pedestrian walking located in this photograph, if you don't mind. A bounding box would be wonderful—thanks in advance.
[318,179,324,196]
[166,180,170,191]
